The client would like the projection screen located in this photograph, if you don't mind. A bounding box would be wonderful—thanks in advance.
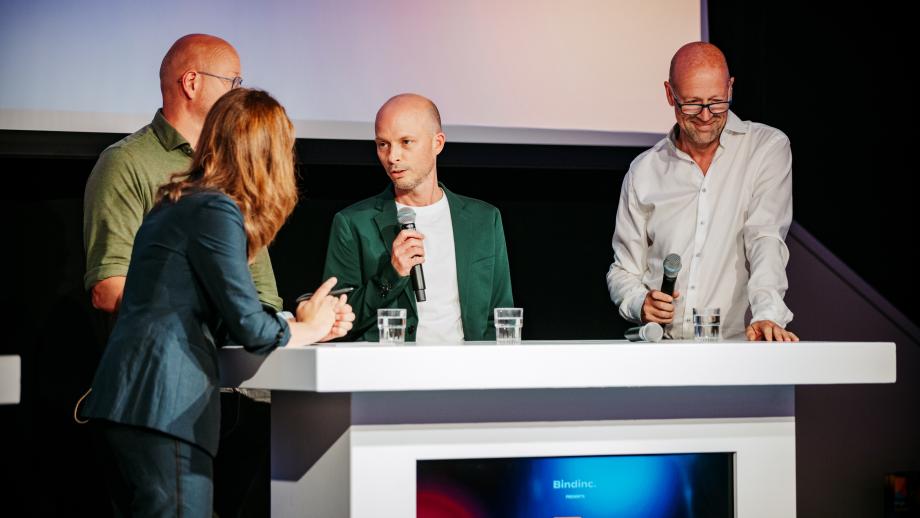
[0,0,704,146]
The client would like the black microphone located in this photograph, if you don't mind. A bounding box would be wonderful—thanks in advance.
[396,207,426,302]
[661,253,681,296]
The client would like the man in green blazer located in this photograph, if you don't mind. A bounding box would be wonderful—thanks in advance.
[323,93,513,342]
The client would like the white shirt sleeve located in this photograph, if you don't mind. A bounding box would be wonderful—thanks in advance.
[607,168,650,324]
[743,133,794,327]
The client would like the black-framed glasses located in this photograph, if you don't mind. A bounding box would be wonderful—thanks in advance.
[672,91,732,116]
[198,71,243,89]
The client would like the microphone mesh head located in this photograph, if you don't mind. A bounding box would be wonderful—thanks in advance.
[663,253,682,276]
[396,207,416,226]
[643,322,664,342]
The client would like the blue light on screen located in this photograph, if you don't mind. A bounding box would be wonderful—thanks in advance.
[520,455,695,517]
[418,452,733,518]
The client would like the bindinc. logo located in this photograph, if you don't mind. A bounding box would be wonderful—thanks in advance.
[552,479,596,489]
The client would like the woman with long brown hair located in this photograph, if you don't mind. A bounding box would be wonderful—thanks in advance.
[81,88,353,516]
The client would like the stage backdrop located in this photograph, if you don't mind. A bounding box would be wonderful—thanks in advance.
[0,0,701,145]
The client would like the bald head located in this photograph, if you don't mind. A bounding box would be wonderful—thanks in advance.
[668,42,730,89]
[376,93,442,134]
[665,42,733,152]
[374,93,446,198]
[159,34,238,97]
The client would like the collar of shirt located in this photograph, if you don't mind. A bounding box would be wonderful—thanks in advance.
[151,109,193,156]
[396,190,450,218]
[665,110,749,160]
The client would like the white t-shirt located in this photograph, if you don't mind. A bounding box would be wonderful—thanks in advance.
[396,194,464,344]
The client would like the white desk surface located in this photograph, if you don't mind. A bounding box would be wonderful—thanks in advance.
[219,340,896,393]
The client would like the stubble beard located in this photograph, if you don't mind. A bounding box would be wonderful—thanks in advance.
[680,115,727,148]
[393,165,433,192]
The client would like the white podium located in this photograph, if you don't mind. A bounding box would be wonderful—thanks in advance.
[220,340,895,518]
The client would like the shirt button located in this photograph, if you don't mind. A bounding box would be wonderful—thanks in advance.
[700,221,705,226]
[695,253,701,257]
[690,286,696,290]
[702,188,707,193]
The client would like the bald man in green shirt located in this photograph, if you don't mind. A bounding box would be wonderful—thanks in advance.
[83,34,281,314]
[82,33,278,516]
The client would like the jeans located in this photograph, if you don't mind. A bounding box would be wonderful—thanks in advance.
[92,420,214,518]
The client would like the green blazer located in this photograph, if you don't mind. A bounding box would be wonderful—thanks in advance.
[323,184,513,342]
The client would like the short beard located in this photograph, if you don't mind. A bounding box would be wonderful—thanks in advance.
[393,167,433,192]
[679,116,726,148]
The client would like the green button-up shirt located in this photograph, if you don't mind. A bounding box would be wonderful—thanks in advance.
[83,110,282,310]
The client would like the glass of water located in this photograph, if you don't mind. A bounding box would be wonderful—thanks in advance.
[494,307,524,344]
[377,308,407,344]
[693,307,721,341]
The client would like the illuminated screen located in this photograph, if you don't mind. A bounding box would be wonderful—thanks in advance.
[417,452,734,518]
[0,0,703,145]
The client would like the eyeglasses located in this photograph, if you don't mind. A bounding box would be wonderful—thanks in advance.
[671,90,731,116]
[198,71,243,89]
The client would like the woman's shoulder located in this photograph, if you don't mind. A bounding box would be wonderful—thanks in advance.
[181,189,235,206]
[176,190,241,216]
[153,190,243,233]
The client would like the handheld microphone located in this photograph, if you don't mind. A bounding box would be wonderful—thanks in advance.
[661,253,681,296]
[625,322,664,342]
[396,207,426,302]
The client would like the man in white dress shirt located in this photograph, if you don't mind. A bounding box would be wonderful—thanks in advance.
[607,42,799,342]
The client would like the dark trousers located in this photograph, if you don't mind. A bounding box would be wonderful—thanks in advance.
[214,390,270,518]
[92,420,214,518]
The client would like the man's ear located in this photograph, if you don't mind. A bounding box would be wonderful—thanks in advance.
[178,70,199,100]
[433,132,446,155]
[664,81,676,106]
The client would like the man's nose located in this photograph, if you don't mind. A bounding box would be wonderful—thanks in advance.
[698,107,715,122]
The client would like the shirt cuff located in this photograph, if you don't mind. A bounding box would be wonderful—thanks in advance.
[258,292,284,312]
[620,289,647,324]
[750,290,794,328]
[273,312,292,348]
[83,263,130,291]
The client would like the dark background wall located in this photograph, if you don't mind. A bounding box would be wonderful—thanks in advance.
[707,0,917,325]
[706,2,919,516]
[1,1,917,516]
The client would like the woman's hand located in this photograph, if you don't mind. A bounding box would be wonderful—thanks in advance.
[319,294,355,342]
[287,277,355,346]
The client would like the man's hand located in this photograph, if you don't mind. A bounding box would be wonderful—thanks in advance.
[91,276,126,313]
[641,290,681,324]
[391,229,425,277]
[746,320,799,342]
